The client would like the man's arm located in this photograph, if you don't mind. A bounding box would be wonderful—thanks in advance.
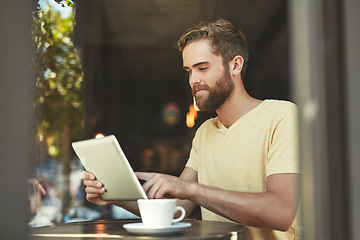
[192,173,298,231]
[81,168,199,217]
[137,170,299,231]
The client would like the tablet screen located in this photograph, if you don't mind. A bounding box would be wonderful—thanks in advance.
[72,135,148,201]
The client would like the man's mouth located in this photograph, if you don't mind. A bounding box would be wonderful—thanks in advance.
[192,85,209,96]
[195,89,206,95]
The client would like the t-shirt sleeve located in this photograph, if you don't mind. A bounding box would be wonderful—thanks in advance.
[185,128,201,172]
[266,104,300,176]
[185,146,198,172]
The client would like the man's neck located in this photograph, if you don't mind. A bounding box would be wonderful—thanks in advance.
[216,87,262,128]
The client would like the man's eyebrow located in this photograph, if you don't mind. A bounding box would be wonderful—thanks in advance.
[183,61,209,70]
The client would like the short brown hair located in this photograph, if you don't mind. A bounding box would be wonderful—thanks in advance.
[177,19,249,79]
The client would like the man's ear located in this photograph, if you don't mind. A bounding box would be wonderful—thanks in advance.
[229,55,244,76]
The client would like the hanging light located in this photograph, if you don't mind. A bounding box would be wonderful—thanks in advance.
[94,133,105,139]
[186,98,199,128]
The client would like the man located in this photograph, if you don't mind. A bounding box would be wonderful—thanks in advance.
[82,19,300,239]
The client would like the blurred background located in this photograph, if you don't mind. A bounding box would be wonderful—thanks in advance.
[0,0,359,239]
[28,0,295,227]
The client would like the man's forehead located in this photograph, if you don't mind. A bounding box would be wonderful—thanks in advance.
[182,39,212,55]
[182,40,220,67]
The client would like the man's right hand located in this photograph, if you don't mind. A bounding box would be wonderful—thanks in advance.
[81,171,114,206]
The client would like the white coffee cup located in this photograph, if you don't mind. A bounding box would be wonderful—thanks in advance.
[137,199,186,228]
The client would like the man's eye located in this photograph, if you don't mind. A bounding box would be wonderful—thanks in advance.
[184,70,191,76]
[199,67,208,71]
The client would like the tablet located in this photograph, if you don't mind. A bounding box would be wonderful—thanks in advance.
[72,135,148,201]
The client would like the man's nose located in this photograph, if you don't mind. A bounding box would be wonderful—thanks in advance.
[189,71,200,86]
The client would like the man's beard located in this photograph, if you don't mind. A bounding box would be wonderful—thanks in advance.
[192,68,234,111]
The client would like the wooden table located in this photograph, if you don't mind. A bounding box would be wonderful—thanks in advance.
[29,219,247,240]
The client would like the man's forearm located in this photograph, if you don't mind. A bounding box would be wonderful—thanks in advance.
[187,174,298,231]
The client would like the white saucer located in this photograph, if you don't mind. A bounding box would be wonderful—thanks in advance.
[123,222,191,235]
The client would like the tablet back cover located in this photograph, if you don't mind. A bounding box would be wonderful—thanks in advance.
[72,135,147,200]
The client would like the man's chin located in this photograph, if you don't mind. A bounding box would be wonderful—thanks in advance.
[194,99,205,110]
[195,97,217,111]
[195,104,212,112]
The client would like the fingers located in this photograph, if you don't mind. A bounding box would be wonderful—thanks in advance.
[144,180,160,199]
[80,171,111,206]
[137,172,184,199]
[85,185,105,194]
[81,170,106,196]
[136,172,166,198]
[84,178,103,188]
[152,186,167,199]
[135,172,156,181]
[80,171,95,180]
[141,173,169,199]
[81,171,105,192]
[140,173,157,193]
[84,177,105,196]
[84,182,106,205]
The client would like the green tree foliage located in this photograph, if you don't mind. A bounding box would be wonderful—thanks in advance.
[32,2,84,175]
[53,0,74,7]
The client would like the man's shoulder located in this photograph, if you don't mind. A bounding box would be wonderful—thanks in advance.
[198,116,219,128]
[194,117,219,135]
[263,99,298,115]
[265,99,297,108]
